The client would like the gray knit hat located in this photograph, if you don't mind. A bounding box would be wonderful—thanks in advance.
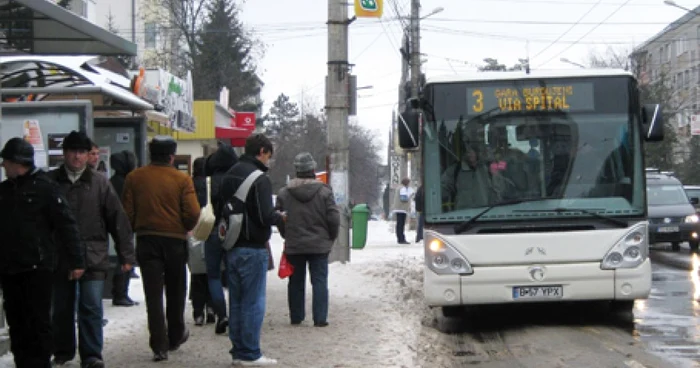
[293,152,316,173]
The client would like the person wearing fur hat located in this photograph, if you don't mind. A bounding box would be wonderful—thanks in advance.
[0,137,84,368]
[121,135,201,362]
[275,152,340,328]
[47,130,135,368]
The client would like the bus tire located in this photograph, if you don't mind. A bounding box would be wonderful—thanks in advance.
[671,242,681,252]
[610,300,634,315]
[690,240,699,253]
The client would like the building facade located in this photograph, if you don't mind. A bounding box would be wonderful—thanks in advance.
[632,6,700,161]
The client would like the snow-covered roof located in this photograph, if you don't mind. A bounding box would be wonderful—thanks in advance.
[0,55,152,110]
[425,69,633,85]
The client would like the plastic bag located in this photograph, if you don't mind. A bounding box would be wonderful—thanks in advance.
[278,252,294,279]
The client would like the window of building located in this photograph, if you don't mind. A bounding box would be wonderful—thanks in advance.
[145,23,157,49]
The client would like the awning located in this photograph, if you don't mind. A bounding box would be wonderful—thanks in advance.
[216,126,251,147]
[0,0,137,56]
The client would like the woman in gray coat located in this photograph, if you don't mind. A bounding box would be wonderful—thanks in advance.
[275,152,340,327]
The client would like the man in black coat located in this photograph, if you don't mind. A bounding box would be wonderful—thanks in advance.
[0,138,84,368]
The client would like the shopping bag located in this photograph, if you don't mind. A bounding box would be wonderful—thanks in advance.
[278,252,294,279]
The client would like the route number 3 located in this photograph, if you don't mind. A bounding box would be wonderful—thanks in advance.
[472,89,483,113]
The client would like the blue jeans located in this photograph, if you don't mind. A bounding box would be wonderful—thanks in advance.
[286,253,329,324]
[205,231,227,318]
[52,278,104,362]
[226,246,268,361]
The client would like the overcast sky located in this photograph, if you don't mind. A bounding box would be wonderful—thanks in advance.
[238,0,696,163]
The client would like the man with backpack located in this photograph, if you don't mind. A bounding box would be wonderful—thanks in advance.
[218,133,285,366]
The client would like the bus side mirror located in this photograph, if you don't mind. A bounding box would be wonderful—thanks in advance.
[398,108,421,150]
[691,197,699,205]
[642,104,664,142]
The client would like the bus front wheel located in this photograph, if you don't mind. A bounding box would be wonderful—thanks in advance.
[610,300,634,315]
[690,240,699,253]
[671,242,681,252]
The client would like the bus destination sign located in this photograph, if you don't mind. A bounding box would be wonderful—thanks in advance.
[466,82,595,116]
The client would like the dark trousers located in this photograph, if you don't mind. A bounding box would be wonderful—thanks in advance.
[416,212,424,242]
[2,269,53,368]
[52,277,105,362]
[136,235,188,354]
[189,274,211,317]
[395,212,407,243]
[111,264,131,300]
[286,253,329,325]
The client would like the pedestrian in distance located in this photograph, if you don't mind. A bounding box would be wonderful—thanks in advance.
[392,177,414,244]
[275,152,340,328]
[48,131,136,368]
[414,183,425,243]
[87,139,99,170]
[220,133,285,366]
[122,135,201,362]
[0,137,84,368]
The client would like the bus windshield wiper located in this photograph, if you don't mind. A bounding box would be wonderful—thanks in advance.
[512,207,628,228]
[453,197,556,234]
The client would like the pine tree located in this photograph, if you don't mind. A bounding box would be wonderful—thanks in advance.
[194,0,262,111]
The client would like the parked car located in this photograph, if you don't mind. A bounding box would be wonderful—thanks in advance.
[647,172,700,251]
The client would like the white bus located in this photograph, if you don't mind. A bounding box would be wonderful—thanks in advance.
[398,69,663,317]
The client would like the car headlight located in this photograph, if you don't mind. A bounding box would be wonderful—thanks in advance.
[425,231,473,275]
[601,223,648,270]
[685,214,699,223]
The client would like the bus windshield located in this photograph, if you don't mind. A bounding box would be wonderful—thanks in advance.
[422,76,645,223]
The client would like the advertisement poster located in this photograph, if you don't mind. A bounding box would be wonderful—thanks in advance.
[47,133,68,170]
[97,147,111,178]
[24,120,47,169]
[158,69,195,133]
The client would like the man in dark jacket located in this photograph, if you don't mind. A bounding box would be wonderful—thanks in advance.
[0,138,84,368]
[48,131,135,368]
[109,150,139,306]
[276,152,340,328]
[204,141,238,334]
[220,133,284,366]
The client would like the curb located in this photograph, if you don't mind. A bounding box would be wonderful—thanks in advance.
[650,250,694,271]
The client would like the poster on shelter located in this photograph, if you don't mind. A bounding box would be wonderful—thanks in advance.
[158,69,195,133]
[97,147,111,178]
[23,120,47,168]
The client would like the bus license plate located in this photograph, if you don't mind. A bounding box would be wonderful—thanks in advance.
[513,286,563,299]
[657,226,679,233]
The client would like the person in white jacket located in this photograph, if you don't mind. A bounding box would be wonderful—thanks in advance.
[392,177,414,244]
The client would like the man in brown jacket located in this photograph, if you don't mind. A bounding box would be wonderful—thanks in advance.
[122,135,200,362]
[48,131,135,368]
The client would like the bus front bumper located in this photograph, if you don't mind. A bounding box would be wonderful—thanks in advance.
[424,259,652,307]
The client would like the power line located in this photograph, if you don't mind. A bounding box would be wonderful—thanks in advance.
[536,0,634,68]
[531,0,603,60]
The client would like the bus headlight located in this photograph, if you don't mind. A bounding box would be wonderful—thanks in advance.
[424,231,473,275]
[686,214,699,223]
[601,223,648,270]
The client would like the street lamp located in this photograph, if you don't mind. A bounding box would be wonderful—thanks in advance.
[663,0,700,15]
[560,58,586,69]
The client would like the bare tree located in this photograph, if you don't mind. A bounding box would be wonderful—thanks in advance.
[140,0,210,73]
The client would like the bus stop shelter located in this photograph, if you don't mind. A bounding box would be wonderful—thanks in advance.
[0,0,138,355]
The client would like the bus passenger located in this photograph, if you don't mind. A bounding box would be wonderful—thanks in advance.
[441,145,502,210]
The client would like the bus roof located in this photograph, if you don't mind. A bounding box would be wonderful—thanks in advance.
[425,69,634,85]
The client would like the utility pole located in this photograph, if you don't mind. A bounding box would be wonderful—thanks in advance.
[326,0,352,263]
[409,0,421,187]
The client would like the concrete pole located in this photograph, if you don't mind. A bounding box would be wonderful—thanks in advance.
[409,0,421,187]
[326,0,351,263]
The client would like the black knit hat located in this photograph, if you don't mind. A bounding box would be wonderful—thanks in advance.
[1,138,34,165]
[149,135,177,156]
[62,130,92,151]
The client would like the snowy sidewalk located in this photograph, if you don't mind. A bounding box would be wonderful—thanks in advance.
[0,221,425,368]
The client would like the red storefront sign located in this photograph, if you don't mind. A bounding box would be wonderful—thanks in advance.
[215,111,256,147]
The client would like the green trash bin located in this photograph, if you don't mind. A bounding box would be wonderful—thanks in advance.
[351,203,370,249]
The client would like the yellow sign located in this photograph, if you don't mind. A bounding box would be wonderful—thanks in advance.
[355,0,383,18]
[468,83,594,116]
